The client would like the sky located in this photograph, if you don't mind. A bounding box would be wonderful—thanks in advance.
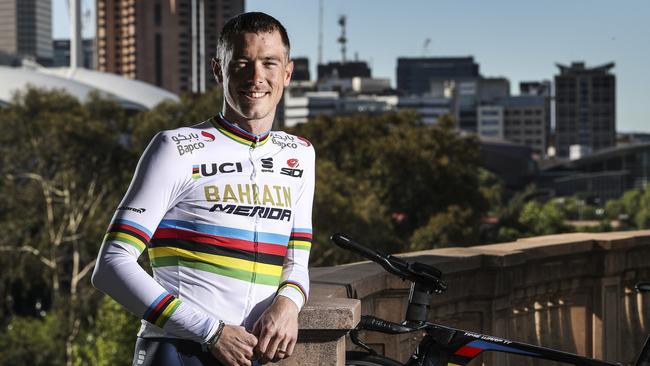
[53,0,649,132]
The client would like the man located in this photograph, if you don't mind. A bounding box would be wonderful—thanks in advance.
[92,12,314,366]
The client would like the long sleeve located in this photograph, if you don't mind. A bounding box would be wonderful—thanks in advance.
[276,144,315,309]
[91,132,219,343]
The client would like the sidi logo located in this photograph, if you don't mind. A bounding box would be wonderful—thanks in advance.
[281,158,303,178]
[287,158,299,168]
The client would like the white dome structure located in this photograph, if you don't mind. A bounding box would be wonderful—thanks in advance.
[0,66,180,110]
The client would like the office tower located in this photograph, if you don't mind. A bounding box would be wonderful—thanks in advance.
[555,62,616,158]
[0,0,52,65]
[520,80,551,97]
[396,57,482,131]
[97,0,244,94]
[292,57,310,81]
[317,61,371,81]
[53,39,95,68]
[396,57,479,96]
[500,96,549,157]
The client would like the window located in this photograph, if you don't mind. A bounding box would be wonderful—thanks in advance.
[154,2,162,26]
[155,34,162,86]
[481,119,500,126]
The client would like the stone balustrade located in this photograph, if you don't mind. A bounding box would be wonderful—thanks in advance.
[280,230,650,365]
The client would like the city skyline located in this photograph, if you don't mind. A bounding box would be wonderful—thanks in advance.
[52,0,649,132]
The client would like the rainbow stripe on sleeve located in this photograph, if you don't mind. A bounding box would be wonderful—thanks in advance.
[143,292,182,328]
[278,281,307,305]
[288,228,312,252]
[104,219,152,253]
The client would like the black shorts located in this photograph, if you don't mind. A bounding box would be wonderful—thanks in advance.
[132,337,224,366]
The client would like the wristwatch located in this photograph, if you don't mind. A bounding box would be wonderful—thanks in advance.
[203,320,225,351]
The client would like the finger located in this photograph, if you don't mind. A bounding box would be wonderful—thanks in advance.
[276,338,290,358]
[237,356,251,366]
[251,318,262,336]
[246,332,258,348]
[286,336,297,357]
[270,338,290,362]
[264,334,283,361]
[256,329,272,355]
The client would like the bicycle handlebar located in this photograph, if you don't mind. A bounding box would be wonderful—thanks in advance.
[358,315,415,334]
[331,233,447,293]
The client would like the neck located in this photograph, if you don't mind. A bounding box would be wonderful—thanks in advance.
[222,108,274,136]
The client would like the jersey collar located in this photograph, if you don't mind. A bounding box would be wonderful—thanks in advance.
[211,113,271,147]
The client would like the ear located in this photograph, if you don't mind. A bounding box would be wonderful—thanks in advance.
[284,60,294,87]
[211,57,223,84]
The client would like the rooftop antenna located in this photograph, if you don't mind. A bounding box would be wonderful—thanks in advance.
[337,15,347,63]
[422,38,431,57]
[318,0,323,65]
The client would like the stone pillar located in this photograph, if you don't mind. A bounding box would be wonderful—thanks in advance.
[277,298,360,366]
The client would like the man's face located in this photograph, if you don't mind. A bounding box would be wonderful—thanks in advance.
[214,31,293,124]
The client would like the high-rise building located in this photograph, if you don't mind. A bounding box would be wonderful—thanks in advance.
[96,0,243,94]
[554,62,616,158]
[396,57,479,96]
[500,96,550,157]
[397,57,493,132]
[317,61,371,81]
[292,57,310,81]
[0,0,52,65]
[53,39,95,68]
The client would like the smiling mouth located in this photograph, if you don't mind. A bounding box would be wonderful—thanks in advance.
[241,91,269,99]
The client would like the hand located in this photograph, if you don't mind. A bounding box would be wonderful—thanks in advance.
[209,325,258,366]
[252,296,299,363]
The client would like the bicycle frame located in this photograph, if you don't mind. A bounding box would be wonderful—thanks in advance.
[331,233,650,366]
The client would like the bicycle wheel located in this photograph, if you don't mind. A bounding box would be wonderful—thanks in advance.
[345,351,403,366]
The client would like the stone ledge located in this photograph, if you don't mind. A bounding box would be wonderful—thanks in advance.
[298,297,360,332]
[275,297,360,366]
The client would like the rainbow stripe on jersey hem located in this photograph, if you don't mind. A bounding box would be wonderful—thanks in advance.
[288,228,312,252]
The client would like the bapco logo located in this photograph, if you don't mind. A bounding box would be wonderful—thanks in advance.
[201,131,216,142]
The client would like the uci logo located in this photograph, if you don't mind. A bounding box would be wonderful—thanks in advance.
[192,162,243,179]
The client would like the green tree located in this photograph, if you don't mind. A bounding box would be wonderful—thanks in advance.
[74,296,141,366]
[0,88,135,364]
[290,112,489,263]
[410,205,476,250]
[0,312,66,366]
[519,201,570,236]
[0,86,224,365]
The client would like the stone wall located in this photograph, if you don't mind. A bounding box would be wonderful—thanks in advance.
[299,231,650,365]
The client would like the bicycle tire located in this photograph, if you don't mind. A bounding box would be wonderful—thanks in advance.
[345,351,403,366]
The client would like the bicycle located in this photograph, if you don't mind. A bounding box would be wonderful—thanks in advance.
[330,233,650,366]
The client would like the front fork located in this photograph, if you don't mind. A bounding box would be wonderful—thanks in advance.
[404,335,456,366]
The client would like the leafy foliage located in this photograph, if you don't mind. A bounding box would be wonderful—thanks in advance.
[74,297,141,366]
[0,312,66,366]
[0,87,222,365]
[290,112,490,264]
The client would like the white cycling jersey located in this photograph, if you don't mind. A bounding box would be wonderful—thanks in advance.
[92,114,314,344]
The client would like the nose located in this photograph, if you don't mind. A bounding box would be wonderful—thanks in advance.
[249,62,265,85]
